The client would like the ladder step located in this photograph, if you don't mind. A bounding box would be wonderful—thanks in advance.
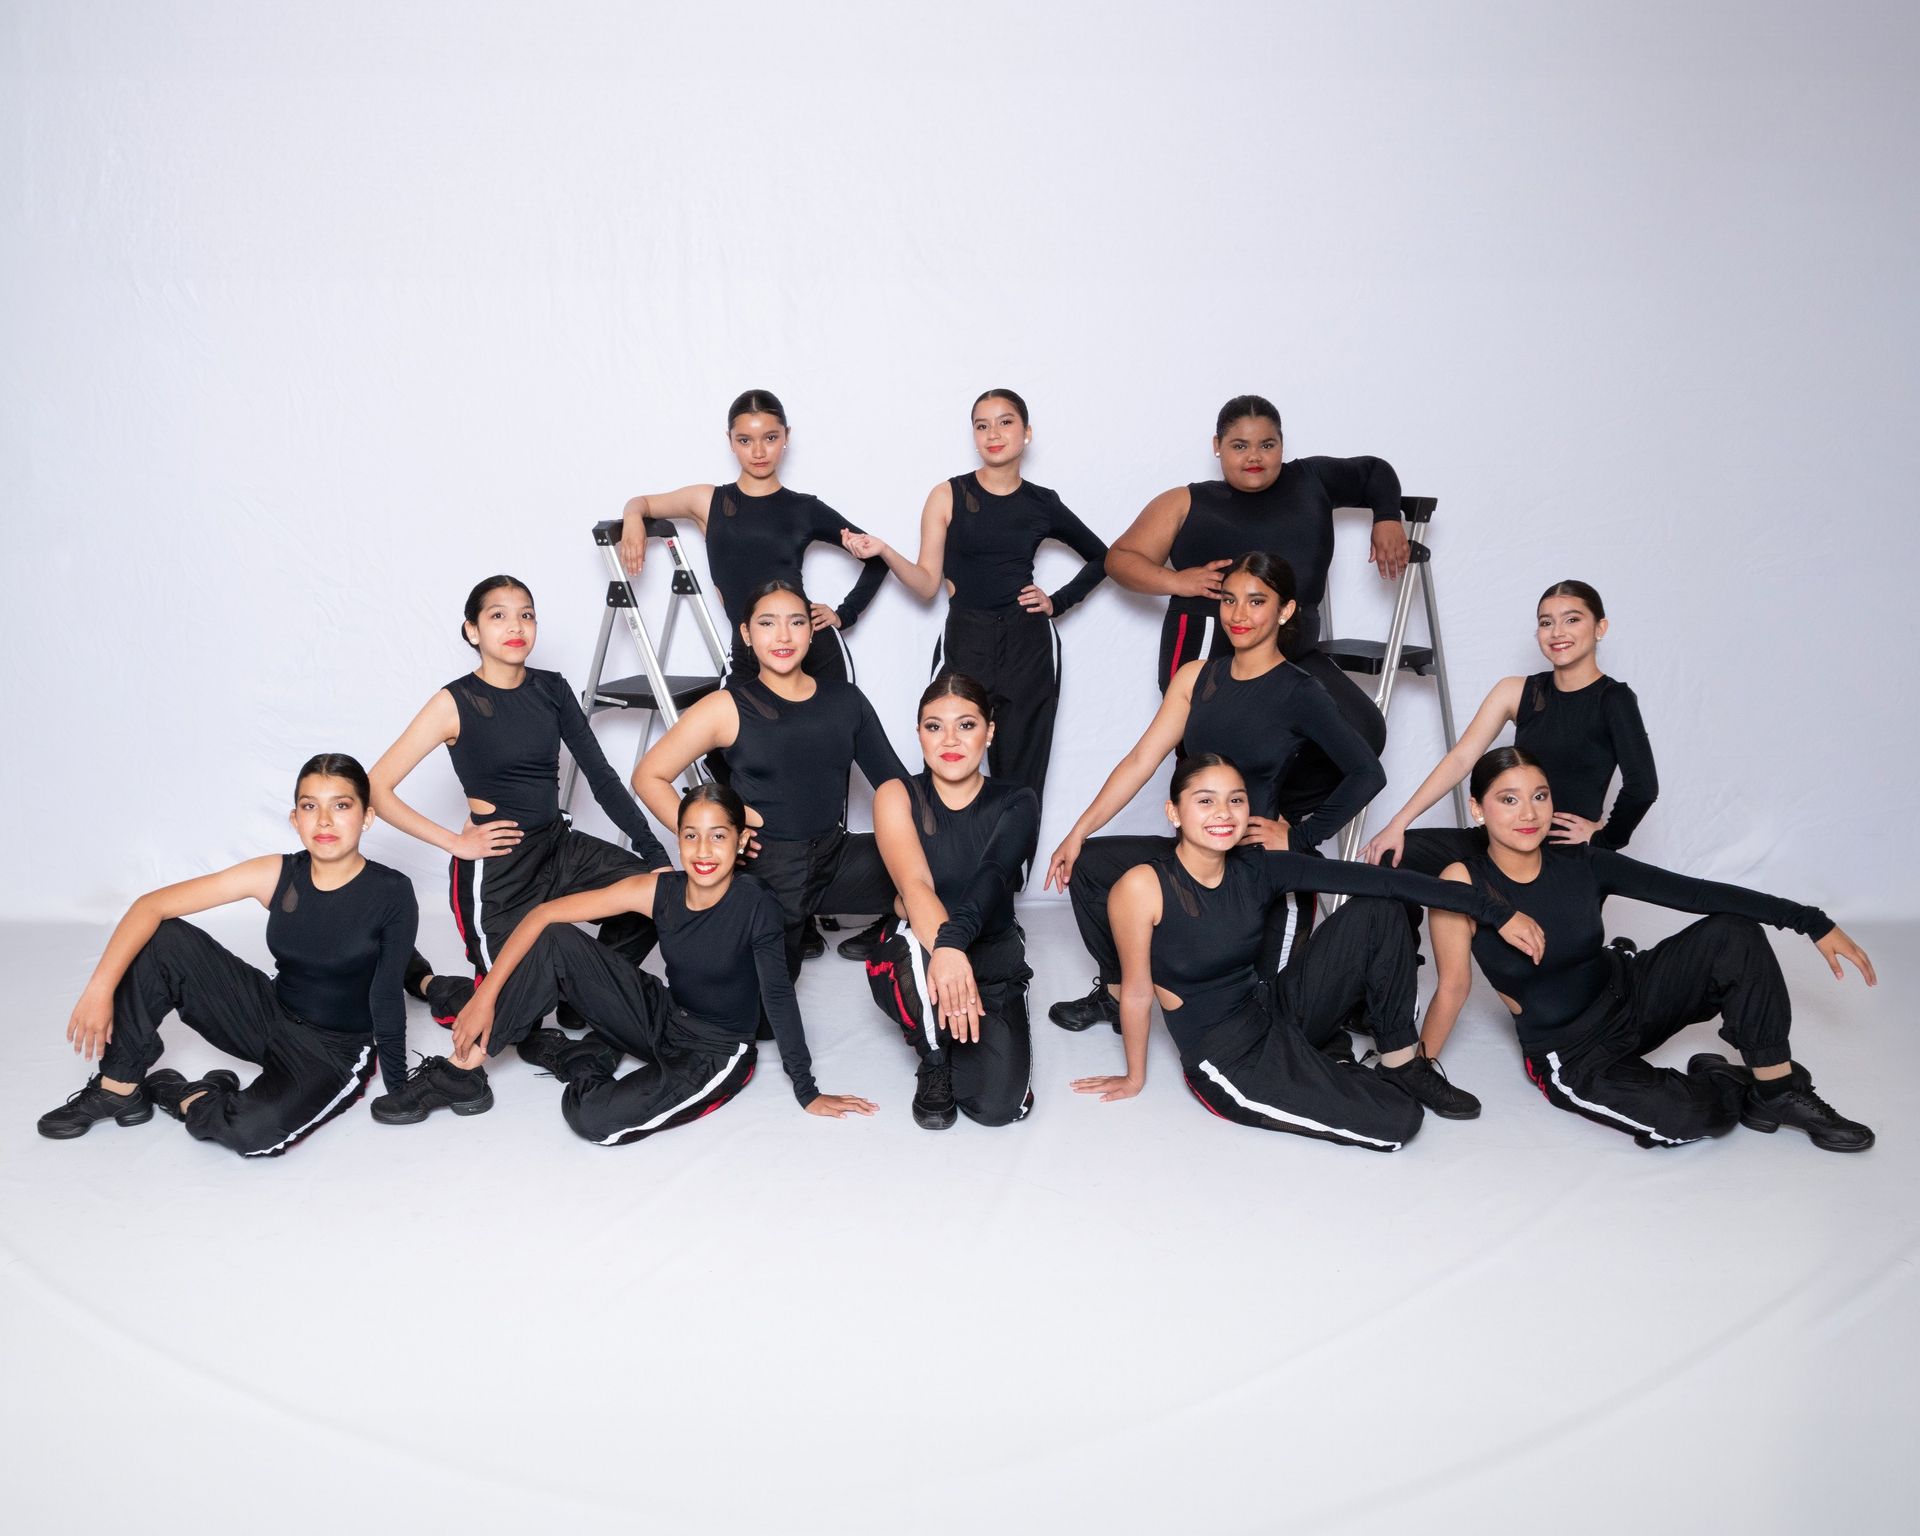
[589,673,724,712]
[1321,639,1435,677]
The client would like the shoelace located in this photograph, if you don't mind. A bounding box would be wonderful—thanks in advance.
[920,1059,954,1102]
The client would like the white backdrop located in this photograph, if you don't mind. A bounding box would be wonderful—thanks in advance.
[5,0,1916,924]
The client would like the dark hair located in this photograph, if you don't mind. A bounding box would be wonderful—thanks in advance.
[1214,394,1282,439]
[1537,579,1606,623]
[1169,751,1245,801]
[918,672,994,722]
[462,574,534,649]
[294,752,371,807]
[727,389,788,430]
[1468,746,1545,803]
[1221,550,1303,652]
[744,576,810,615]
[678,781,747,834]
[971,388,1029,428]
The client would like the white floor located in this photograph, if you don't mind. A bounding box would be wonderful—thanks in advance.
[4,903,1915,1535]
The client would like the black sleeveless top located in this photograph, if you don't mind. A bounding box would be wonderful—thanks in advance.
[943,474,1107,614]
[1183,656,1384,847]
[1512,671,1658,848]
[706,484,886,632]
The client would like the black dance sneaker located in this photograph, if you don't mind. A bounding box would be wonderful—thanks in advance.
[556,1034,622,1083]
[912,1057,958,1131]
[37,1075,155,1139]
[834,917,890,962]
[1376,1046,1482,1120]
[515,1028,576,1075]
[1048,978,1121,1033]
[370,1056,494,1125]
[146,1068,242,1121]
[801,924,826,962]
[1741,1063,1874,1153]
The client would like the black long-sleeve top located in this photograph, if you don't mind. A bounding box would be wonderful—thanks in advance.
[1184,657,1385,849]
[653,871,818,1106]
[899,772,1040,953]
[943,473,1108,615]
[1463,846,1832,1042]
[1143,848,1512,1060]
[445,668,668,865]
[1512,671,1659,849]
[725,674,907,840]
[266,852,419,1090]
[707,484,887,633]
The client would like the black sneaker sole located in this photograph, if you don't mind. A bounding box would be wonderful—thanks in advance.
[1738,1109,1874,1152]
[37,1101,154,1138]
[371,1088,495,1126]
[1047,1006,1121,1034]
[912,1102,959,1130]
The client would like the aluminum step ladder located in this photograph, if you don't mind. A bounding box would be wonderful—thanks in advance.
[560,517,731,818]
[1318,495,1468,864]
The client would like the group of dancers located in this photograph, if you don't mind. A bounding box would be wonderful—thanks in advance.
[41,389,1879,1157]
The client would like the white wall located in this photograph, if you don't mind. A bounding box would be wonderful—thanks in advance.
[4,0,1916,925]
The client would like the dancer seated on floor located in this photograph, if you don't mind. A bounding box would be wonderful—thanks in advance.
[838,386,1107,824]
[1422,747,1876,1151]
[1363,578,1658,879]
[1071,754,1539,1140]
[1044,551,1385,1032]
[371,783,875,1138]
[633,579,906,981]
[865,673,1040,1131]
[39,754,417,1156]
[369,573,670,1031]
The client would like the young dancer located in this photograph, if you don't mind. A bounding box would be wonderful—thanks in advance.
[1103,394,1402,817]
[1071,755,1539,1140]
[38,754,417,1156]
[370,576,670,1029]
[1363,580,1658,877]
[632,579,906,979]
[616,388,887,686]
[1044,553,1385,1030]
[839,388,1107,816]
[1423,748,1876,1150]
[371,784,876,1137]
[866,674,1040,1130]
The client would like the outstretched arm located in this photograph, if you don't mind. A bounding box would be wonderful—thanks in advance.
[66,856,283,1062]
[1072,864,1159,1101]
[1363,677,1524,864]
[617,484,714,575]
[840,481,953,602]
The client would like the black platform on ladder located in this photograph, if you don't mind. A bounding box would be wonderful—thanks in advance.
[581,518,723,721]
[1319,498,1438,678]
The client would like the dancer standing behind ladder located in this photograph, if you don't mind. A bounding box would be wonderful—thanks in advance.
[1044,553,1384,1034]
[1072,754,1539,1142]
[1103,393,1403,825]
[866,674,1041,1132]
[633,579,907,981]
[615,388,888,687]
[1421,747,1875,1150]
[371,783,877,1136]
[838,388,1107,820]
[369,575,670,1045]
[38,754,417,1157]
[1363,579,1658,882]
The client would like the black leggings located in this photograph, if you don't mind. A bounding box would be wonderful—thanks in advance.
[1519,915,1793,1148]
[101,919,377,1158]
[486,924,759,1145]
[1181,897,1424,1152]
[934,606,1061,820]
[864,922,1034,1127]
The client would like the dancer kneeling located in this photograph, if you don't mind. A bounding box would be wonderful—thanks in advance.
[868,674,1039,1131]
[1071,755,1539,1144]
[1422,748,1877,1151]
[39,754,417,1156]
[373,784,876,1141]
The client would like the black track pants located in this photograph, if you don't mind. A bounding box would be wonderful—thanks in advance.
[934,606,1061,818]
[1067,835,1317,985]
[1520,915,1792,1147]
[100,919,377,1157]
[486,924,758,1145]
[1181,898,1425,1152]
[749,827,896,979]
[864,922,1034,1126]
[433,817,658,1020]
